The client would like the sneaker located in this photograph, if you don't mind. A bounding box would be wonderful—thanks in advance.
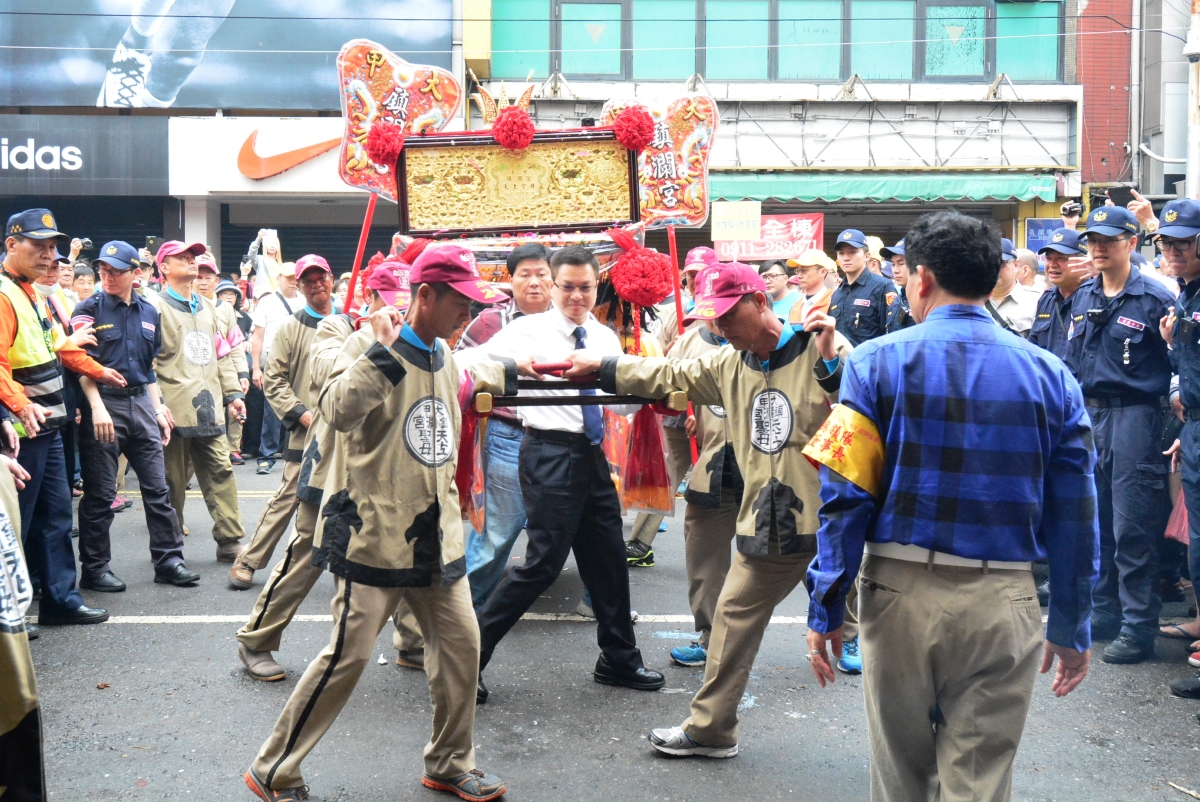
[676,480,687,497]
[111,495,133,512]
[1170,669,1200,698]
[576,598,595,618]
[670,642,707,667]
[229,560,255,590]
[256,460,272,475]
[230,451,245,466]
[421,769,506,802]
[244,766,308,800]
[96,43,152,108]
[1190,651,1200,669]
[1102,631,1155,664]
[837,637,863,674]
[396,649,425,670]
[657,519,669,533]
[648,726,738,758]
[625,539,655,567]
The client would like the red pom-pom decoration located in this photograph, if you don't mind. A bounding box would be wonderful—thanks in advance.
[613,106,655,152]
[607,228,673,308]
[492,106,536,151]
[365,122,405,166]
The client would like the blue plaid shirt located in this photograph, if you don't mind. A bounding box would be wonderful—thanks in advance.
[806,304,1100,651]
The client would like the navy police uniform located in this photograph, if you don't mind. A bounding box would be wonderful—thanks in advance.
[1030,228,1087,362]
[1066,207,1174,649]
[71,241,190,583]
[829,229,892,346]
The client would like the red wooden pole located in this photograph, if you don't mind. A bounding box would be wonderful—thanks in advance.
[667,224,700,465]
[344,191,378,322]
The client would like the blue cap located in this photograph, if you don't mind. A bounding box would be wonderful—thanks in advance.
[6,208,68,246]
[1130,251,1148,267]
[835,229,867,249]
[881,260,893,279]
[1001,238,1017,261]
[53,250,71,264]
[880,238,905,259]
[1037,227,1086,256]
[1084,206,1139,237]
[1157,199,1200,239]
[92,240,142,271]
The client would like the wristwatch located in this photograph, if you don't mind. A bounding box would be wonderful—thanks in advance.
[1146,218,1159,233]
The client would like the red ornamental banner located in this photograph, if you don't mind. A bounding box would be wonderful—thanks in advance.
[336,39,463,201]
[714,213,825,262]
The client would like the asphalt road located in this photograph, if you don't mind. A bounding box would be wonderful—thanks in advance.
[25,462,1200,801]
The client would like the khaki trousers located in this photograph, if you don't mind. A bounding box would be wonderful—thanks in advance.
[227,417,243,454]
[163,434,245,544]
[631,427,694,545]
[252,575,478,790]
[241,460,300,570]
[682,494,737,648]
[859,555,1042,802]
[236,500,425,656]
[682,549,814,746]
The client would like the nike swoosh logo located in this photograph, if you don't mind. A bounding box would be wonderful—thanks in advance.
[237,130,341,180]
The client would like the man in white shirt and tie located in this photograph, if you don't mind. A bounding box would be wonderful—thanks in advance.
[459,246,665,703]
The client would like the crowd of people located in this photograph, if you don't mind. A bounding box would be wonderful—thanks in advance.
[1,192,1199,801]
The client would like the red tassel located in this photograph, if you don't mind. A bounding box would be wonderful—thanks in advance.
[365,122,405,166]
[492,106,536,151]
[613,106,655,152]
[606,228,673,309]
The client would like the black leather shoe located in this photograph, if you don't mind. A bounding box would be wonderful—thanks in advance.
[26,623,39,641]
[594,654,665,691]
[1101,632,1154,664]
[154,563,201,586]
[80,571,126,592]
[477,673,489,705]
[1171,670,1200,699]
[39,605,109,625]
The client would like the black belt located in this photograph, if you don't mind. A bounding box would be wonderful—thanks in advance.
[1083,394,1160,409]
[525,427,594,446]
[99,384,147,398]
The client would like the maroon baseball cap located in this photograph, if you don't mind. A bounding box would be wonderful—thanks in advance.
[366,259,412,310]
[684,264,765,322]
[296,254,331,279]
[195,251,218,273]
[683,246,720,274]
[156,240,206,264]
[410,244,506,305]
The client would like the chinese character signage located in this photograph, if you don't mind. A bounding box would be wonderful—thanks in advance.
[714,213,825,262]
[1024,218,1063,254]
[337,39,463,202]
[711,201,762,241]
[600,94,720,229]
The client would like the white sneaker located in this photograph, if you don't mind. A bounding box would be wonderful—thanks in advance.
[648,726,738,758]
[96,44,152,108]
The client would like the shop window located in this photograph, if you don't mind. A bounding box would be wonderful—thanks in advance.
[778,0,842,80]
[925,4,986,77]
[996,1,1059,81]
[633,0,697,79]
[493,0,552,78]
[851,0,914,80]
[705,0,770,80]
[562,2,624,76]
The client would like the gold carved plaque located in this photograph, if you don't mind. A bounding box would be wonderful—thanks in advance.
[401,136,635,234]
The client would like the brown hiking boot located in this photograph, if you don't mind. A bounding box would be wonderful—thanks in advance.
[395,649,425,670]
[216,540,244,563]
[229,560,255,589]
[421,769,506,802]
[245,766,308,800]
[238,643,286,682]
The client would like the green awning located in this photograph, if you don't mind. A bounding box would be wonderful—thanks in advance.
[710,171,1058,203]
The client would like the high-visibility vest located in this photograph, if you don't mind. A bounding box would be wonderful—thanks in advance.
[0,273,66,435]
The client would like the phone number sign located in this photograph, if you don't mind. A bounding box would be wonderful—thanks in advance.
[714,213,824,262]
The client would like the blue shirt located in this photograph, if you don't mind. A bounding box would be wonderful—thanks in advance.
[70,291,162,387]
[1172,277,1200,411]
[1029,286,1076,363]
[771,290,802,320]
[828,270,892,346]
[806,305,1100,651]
[1066,269,1174,400]
[164,285,201,315]
[399,322,433,352]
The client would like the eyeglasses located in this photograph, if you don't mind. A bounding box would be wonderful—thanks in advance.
[554,282,597,296]
[1160,238,1195,253]
[761,272,787,280]
[97,267,130,278]
[1085,235,1130,249]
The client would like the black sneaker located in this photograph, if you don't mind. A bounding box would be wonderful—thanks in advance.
[1170,670,1200,699]
[1101,632,1154,664]
[625,540,655,567]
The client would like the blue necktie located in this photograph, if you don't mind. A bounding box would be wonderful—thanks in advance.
[573,325,604,445]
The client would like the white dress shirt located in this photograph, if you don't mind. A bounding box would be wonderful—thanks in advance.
[460,307,632,434]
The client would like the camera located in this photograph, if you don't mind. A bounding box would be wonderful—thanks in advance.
[79,238,93,251]
[1086,308,1110,326]
[1062,201,1083,217]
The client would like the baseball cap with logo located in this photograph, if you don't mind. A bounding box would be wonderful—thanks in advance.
[880,239,906,259]
[365,259,413,310]
[410,244,507,305]
[1084,206,1139,238]
[1000,238,1018,262]
[1157,199,1200,239]
[683,246,720,274]
[296,254,332,279]
[5,208,69,247]
[684,264,765,322]
[156,240,206,264]
[1038,228,1086,256]
[92,240,142,271]
[834,229,867,250]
